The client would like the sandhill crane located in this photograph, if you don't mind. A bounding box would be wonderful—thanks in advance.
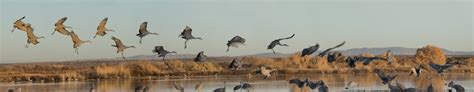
[318,41,345,56]
[387,81,416,92]
[152,46,176,61]
[11,16,28,32]
[327,51,343,63]
[448,81,465,92]
[301,43,319,57]
[24,23,45,48]
[267,34,295,54]
[226,36,246,52]
[111,36,135,59]
[410,65,423,77]
[345,81,358,90]
[257,66,276,79]
[136,22,158,44]
[429,63,453,74]
[94,17,114,38]
[346,56,386,68]
[374,69,397,84]
[195,82,203,92]
[70,31,92,54]
[174,82,184,92]
[385,50,394,64]
[233,81,252,92]
[179,26,202,49]
[289,77,309,91]
[52,17,72,35]
[317,81,328,92]
[194,51,207,62]
[229,58,242,70]
[213,82,226,92]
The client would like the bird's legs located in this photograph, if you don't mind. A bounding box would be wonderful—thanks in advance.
[184,40,188,49]
[93,34,97,39]
[75,48,79,54]
[272,49,276,54]
[121,52,125,60]
[162,56,166,61]
[51,29,57,35]
[139,37,143,44]
[226,47,230,52]
[25,42,30,48]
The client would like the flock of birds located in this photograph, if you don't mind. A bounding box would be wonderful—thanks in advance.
[9,16,467,92]
[11,16,298,60]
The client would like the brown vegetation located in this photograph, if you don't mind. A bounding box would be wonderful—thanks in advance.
[0,46,472,82]
[415,45,446,65]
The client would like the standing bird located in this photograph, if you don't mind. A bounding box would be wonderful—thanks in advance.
[24,23,45,48]
[152,46,176,61]
[195,82,203,92]
[111,36,135,59]
[374,69,398,84]
[174,82,184,92]
[214,82,226,92]
[301,43,320,57]
[318,41,345,56]
[429,63,453,74]
[229,58,243,70]
[70,31,92,54]
[267,34,295,54]
[234,81,252,92]
[94,17,114,38]
[179,26,202,49]
[11,16,28,32]
[447,81,465,92]
[257,66,276,79]
[52,17,72,35]
[410,65,423,77]
[226,36,246,52]
[136,22,158,44]
[194,51,207,62]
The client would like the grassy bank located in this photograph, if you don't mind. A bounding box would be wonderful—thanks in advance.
[0,53,472,82]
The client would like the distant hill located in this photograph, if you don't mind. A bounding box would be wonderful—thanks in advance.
[104,47,473,60]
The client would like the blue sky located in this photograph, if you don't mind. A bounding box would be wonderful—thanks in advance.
[1,0,472,63]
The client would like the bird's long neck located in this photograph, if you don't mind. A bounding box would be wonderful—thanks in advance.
[82,40,92,43]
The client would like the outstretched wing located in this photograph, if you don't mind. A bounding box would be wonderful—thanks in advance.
[56,17,68,25]
[231,36,246,43]
[180,26,193,37]
[111,37,123,46]
[153,46,164,54]
[139,22,148,34]
[318,41,345,56]
[275,34,295,41]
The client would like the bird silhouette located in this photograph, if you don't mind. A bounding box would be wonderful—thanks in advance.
[152,46,176,61]
[226,36,246,52]
[179,26,202,49]
[267,34,295,54]
[52,17,72,36]
[136,22,158,44]
[111,36,135,59]
[94,17,114,38]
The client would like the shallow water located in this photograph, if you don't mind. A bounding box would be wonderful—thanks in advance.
[1,73,473,92]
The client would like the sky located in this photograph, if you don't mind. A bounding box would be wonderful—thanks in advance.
[1,0,473,63]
